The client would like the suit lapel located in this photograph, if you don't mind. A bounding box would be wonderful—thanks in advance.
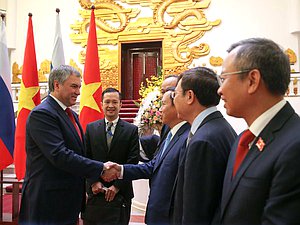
[199,111,223,128]
[154,123,189,171]
[96,119,108,152]
[47,96,83,148]
[221,102,295,219]
[108,119,124,153]
[153,133,177,171]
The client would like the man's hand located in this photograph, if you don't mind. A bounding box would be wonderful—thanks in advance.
[105,185,119,202]
[102,162,121,182]
[91,181,106,195]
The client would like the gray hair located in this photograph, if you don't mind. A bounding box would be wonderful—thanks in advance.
[48,65,81,92]
[227,38,290,95]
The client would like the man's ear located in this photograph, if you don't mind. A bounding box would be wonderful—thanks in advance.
[248,69,261,94]
[186,90,195,104]
[53,80,60,91]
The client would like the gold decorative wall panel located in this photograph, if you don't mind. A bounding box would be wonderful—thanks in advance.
[70,0,221,88]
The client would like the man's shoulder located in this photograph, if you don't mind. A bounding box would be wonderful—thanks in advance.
[31,97,54,113]
[118,119,138,129]
[87,119,104,128]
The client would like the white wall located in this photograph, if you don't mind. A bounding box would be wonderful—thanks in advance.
[8,0,83,70]
[193,0,299,72]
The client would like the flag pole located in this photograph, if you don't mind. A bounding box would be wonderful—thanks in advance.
[0,170,3,220]
[0,13,4,218]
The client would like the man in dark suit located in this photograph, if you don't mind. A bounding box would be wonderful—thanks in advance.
[139,134,160,162]
[172,67,237,225]
[139,75,179,161]
[83,88,139,225]
[104,89,190,225]
[19,65,114,225]
[217,38,300,225]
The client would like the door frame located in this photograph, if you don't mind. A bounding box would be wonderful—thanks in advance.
[120,40,162,99]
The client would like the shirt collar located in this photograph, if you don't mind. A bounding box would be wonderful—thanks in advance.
[249,99,286,137]
[190,106,218,135]
[105,117,119,126]
[49,94,68,110]
[169,121,188,140]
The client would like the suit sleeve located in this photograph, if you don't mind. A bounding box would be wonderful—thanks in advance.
[85,123,99,186]
[182,141,225,225]
[123,157,156,180]
[262,142,300,224]
[27,110,103,180]
[113,125,139,190]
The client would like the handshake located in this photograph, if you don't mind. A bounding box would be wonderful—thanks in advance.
[102,162,122,182]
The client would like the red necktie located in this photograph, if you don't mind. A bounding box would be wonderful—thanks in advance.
[233,129,255,177]
[66,108,82,140]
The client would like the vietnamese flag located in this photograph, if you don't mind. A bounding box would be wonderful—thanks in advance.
[79,6,104,132]
[14,13,40,180]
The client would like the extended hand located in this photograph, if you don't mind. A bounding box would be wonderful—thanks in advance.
[102,162,121,182]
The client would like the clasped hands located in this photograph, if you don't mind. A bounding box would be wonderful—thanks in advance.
[102,161,121,182]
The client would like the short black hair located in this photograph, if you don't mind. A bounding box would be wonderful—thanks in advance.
[179,67,220,107]
[102,87,122,101]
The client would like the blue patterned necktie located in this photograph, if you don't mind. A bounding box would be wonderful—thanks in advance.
[106,122,113,149]
[159,131,172,159]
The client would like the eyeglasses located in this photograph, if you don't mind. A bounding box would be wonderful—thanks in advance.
[217,69,252,86]
[170,90,185,99]
[170,91,175,99]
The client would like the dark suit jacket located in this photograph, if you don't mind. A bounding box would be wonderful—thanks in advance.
[220,102,300,225]
[84,118,139,203]
[156,124,171,153]
[172,111,236,225]
[140,134,160,161]
[124,122,190,225]
[19,96,103,225]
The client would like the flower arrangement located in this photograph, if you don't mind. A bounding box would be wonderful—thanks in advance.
[134,71,164,135]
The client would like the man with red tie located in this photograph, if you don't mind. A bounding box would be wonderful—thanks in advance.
[19,65,114,225]
[217,38,300,225]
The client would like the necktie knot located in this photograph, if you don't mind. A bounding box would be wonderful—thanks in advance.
[186,131,193,146]
[233,129,255,177]
[106,122,114,149]
[166,132,172,143]
[159,131,172,160]
[107,122,113,135]
[239,129,255,147]
[65,108,82,140]
[65,107,72,117]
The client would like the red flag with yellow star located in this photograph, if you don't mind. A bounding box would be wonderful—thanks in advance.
[79,7,104,132]
[14,13,40,180]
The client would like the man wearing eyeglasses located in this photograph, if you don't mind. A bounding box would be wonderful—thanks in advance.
[171,67,237,225]
[140,75,179,161]
[217,38,300,225]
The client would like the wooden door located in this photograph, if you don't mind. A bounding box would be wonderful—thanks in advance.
[121,42,162,99]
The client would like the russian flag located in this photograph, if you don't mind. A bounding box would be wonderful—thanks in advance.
[51,8,65,70]
[0,17,15,171]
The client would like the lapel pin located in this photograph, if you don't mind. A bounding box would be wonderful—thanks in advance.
[256,137,265,152]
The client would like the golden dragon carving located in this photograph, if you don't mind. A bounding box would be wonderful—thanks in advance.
[79,0,129,33]
[154,0,220,64]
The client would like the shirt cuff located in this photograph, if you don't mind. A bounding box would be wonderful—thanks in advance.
[119,165,124,179]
